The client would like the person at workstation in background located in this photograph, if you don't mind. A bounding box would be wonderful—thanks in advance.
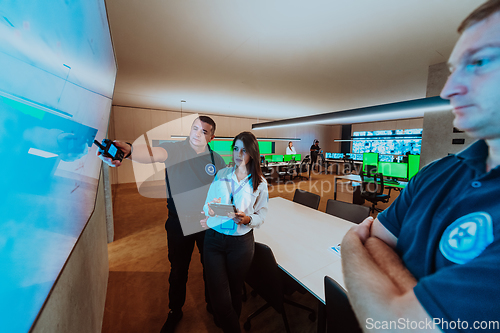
[285,141,296,155]
[341,1,500,332]
[201,131,268,333]
[310,139,321,173]
[97,116,226,333]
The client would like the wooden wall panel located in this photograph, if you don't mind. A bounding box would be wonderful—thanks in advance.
[113,106,135,141]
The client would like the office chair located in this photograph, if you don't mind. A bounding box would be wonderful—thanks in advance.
[295,156,310,180]
[342,157,356,175]
[324,276,362,333]
[325,199,370,224]
[283,160,296,181]
[292,189,320,210]
[244,243,316,332]
[360,172,390,213]
[262,162,273,184]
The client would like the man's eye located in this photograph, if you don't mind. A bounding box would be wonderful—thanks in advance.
[473,58,489,66]
[467,57,491,70]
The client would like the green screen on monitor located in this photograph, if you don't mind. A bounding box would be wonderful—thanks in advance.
[209,140,274,155]
[264,155,273,161]
[208,140,233,154]
[408,154,420,179]
[363,153,379,171]
[221,155,233,165]
[272,154,284,162]
[284,154,301,162]
[258,141,274,154]
[378,162,408,178]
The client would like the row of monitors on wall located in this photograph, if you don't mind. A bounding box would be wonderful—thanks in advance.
[325,152,364,160]
[263,154,302,163]
[351,129,423,156]
[363,152,420,180]
[208,140,275,155]
[153,140,276,166]
[325,152,411,163]
[221,153,302,165]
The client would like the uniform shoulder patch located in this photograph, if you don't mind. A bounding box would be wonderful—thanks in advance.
[439,212,494,264]
[205,163,216,176]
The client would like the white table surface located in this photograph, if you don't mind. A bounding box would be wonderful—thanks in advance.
[254,197,355,303]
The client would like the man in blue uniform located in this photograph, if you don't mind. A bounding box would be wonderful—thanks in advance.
[99,116,225,333]
[341,1,500,332]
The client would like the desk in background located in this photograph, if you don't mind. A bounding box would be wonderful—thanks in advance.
[322,159,363,175]
[333,175,407,201]
[264,161,303,181]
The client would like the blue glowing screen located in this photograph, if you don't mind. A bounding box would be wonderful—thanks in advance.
[352,129,422,155]
[0,1,116,332]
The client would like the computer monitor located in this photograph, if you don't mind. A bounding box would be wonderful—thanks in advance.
[408,154,420,179]
[284,155,293,162]
[365,165,378,177]
[332,153,344,159]
[293,154,301,161]
[325,152,332,159]
[379,154,395,162]
[208,140,233,154]
[347,153,363,161]
[258,141,274,154]
[378,162,408,179]
[222,155,233,165]
[363,153,378,172]
[264,155,273,162]
[271,154,284,162]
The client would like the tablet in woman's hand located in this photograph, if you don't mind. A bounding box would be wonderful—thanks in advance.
[209,203,237,216]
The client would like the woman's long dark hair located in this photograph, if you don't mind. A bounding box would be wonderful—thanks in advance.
[232,131,264,192]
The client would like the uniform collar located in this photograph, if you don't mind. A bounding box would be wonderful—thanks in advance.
[456,140,488,175]
[183,137,209,155]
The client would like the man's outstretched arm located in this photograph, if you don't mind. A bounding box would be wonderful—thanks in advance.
[98,140,168,167]
[341,217,441,332]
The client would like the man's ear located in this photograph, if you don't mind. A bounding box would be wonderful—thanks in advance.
[210,134,215,141]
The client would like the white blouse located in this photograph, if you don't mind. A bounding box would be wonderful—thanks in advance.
[203,167,268,236]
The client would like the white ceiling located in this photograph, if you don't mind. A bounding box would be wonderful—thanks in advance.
[106,0,485,123]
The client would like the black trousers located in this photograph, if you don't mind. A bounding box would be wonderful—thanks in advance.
[204,229,255,333]
[165,215,209,311]
[310,156,319,174]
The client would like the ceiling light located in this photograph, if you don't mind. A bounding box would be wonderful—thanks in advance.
[252,96,451,130]
[170,136,300,141]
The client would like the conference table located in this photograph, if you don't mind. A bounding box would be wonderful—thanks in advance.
[333,174,408,200]
[254,197,356,332]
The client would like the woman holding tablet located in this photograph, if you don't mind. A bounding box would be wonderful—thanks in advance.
[202,131,268,333]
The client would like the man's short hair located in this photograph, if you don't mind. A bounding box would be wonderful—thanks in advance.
[458,0,500,33]
[195,116,216,135]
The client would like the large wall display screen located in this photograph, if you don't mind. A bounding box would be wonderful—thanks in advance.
[0,1,116,332]
[352,129,422,156]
